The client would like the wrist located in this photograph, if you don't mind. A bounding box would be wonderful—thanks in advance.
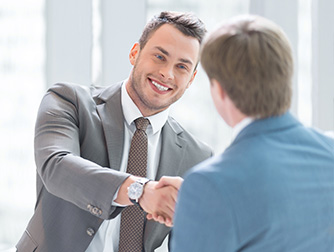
[114,175,137,205]
[128,177,151,210]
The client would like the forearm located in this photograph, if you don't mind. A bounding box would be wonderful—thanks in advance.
[38,152,129,217]
[35,88,129,219]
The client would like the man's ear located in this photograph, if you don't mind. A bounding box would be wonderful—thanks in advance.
[129,42,140,65]
[211,79,226,100]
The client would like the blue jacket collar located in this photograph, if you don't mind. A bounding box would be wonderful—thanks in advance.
[232,112,301,145]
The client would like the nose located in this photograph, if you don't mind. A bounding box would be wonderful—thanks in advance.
[159,64,174,81]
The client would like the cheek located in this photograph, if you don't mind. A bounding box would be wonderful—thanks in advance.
[178,72,194,89]
[177,80,191,94]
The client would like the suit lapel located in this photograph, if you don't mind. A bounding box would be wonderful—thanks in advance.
[144,118,187,250]
[155,118,186,180]
[95,83,125,171]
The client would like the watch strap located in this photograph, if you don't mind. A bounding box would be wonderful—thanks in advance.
[130,198,144,211]
[136,177,151,186]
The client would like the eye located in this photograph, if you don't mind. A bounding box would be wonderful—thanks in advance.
[177,64,188,71]
[155,54,165,61]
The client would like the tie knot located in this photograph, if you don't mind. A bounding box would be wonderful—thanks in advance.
[134,117,150,131]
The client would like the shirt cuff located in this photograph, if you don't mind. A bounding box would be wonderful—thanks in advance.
[112,186,127,207]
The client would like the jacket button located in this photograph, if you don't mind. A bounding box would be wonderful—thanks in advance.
[86,227,95,237]
[91,207,102,216]
[92,207,99,215]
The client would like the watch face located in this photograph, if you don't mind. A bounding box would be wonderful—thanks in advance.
[128,182,144,200]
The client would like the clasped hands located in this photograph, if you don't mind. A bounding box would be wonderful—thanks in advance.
[139,176,183,227]
[115,175,183,227]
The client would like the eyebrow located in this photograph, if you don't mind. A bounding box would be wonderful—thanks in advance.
[155,46,194,67]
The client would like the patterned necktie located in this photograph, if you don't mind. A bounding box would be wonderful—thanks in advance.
[119,117,150,252]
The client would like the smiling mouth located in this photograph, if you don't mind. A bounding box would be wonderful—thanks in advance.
[151,80,170,91]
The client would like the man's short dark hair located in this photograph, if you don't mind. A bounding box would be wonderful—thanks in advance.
[139,11,206,50]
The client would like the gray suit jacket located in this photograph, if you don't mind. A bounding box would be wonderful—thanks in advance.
[16,82,212,252]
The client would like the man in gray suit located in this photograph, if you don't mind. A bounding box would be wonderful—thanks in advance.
[17,11,212,252]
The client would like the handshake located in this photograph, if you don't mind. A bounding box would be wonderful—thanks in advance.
[115,176,184,227]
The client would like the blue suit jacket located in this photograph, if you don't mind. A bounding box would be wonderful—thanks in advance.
[171,112,334,252]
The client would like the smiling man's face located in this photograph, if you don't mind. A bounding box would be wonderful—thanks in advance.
[126,24,200,117]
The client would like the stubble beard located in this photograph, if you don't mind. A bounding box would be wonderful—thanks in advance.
[130,64,179,115]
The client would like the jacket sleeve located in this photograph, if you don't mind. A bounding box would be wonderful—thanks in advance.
[34,83,129,219]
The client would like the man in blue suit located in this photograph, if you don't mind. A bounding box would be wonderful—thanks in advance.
[171,15,334,251]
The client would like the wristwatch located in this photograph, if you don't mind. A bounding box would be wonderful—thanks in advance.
[128,177,150,210]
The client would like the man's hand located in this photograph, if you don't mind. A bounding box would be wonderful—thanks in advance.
[139,180,177,227]
[144,176,184,227]
[115,175,184,227]
[155,176,184,190]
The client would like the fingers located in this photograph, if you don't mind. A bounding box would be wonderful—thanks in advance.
[140,178,183,227]
[154,176,184,208]
[150,186,178,226]
[155,176,184,190]
[153,185,177,218]
[146,213,174,227]
[164,218,173,227]
[140,184,176,219]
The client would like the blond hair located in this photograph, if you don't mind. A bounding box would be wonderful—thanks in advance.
[201,15,293,118]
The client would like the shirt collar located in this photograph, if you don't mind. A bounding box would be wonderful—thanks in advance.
[121,81,169,134]
[231,117,254,142]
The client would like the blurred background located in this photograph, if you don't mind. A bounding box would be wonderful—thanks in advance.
[1,0,333,250]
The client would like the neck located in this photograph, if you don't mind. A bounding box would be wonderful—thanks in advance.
[223,95,247,127]
[230,112,247,128]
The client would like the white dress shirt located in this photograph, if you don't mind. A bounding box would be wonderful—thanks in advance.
[86,82,169,252]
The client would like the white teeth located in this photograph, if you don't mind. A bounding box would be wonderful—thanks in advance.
[152,80,169,91]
